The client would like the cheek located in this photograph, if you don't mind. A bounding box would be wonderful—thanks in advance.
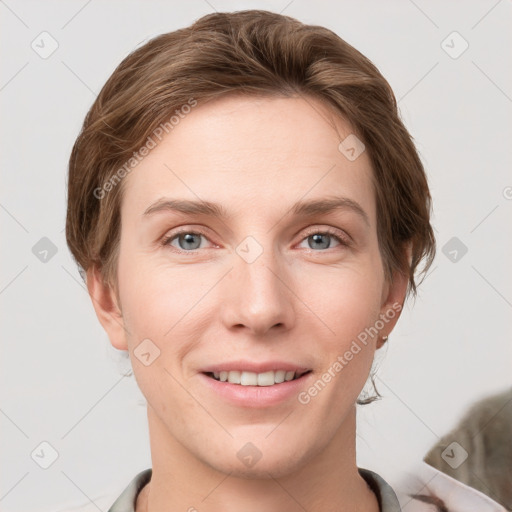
[336,289,382,343]
[305,277,382,408]
[299,263,384,400]
[117,246,190,338]
[118,265,193,410]
[117,256,209,386]
[300,261,384,341]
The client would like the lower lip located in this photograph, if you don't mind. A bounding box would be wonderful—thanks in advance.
[199,372,313,408]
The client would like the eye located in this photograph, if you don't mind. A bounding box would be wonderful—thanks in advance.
[161,227,351,254]
[162,230,212,252]
[298,228,351,251]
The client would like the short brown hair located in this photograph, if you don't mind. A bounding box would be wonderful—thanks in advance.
[66,9,435,301]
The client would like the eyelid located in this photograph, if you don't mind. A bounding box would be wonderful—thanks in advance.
[299,225,352,246]
[161,226,214,250]
[161,224,352,252]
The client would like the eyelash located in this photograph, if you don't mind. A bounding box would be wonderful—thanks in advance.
[161,227,352,254]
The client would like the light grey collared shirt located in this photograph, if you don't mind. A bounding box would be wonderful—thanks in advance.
[107,467,402,511]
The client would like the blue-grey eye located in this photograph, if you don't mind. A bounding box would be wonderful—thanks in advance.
[165,232,206,251]
[305,232,343,250]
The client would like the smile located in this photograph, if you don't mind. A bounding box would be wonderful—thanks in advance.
[205,369,312,386]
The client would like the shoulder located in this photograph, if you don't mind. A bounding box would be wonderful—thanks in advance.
[392,461,508,512]
[60,468,152,512]
[58,463,508,512]
[55,494,119,512]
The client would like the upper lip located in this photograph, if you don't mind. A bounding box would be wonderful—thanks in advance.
[201,360,311,376]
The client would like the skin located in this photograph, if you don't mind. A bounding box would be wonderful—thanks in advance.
[87,94,409,512]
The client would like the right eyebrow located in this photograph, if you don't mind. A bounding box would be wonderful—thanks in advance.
[143,198,228,218]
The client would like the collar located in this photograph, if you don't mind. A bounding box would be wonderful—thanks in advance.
[107,467,402,512]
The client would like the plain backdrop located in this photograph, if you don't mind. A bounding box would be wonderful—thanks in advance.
[1,1,511,510]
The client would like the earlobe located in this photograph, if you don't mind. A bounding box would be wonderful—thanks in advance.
[86,265,128,351]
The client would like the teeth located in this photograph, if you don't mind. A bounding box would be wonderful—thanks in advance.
[285,371,295,382]
[226,370,240,384]
[210,370,306,386]
[241,371,258,385]
[274,370,286,383]
[257,371,274,386]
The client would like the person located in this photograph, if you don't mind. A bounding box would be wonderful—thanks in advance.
[64,9,507,512]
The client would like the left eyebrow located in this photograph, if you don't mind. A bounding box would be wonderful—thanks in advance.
[291,197,370,227]
[142,196,370,227]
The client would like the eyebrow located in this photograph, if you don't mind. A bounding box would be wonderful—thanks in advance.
[143,196,370,227]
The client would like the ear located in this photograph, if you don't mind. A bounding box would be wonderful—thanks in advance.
[376,243,411,349]
[86,265,128,351]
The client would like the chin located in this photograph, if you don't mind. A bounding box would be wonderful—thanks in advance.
[198,434,313,480]
[211,452,307,480]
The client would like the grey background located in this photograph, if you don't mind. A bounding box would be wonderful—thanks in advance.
[1,0,511,510]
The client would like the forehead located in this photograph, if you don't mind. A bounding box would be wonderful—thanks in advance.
[121,94,376,225]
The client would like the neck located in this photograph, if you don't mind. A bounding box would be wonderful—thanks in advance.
[136,405,379,512]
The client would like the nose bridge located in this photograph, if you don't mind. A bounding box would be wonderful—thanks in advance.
[222,234,294,334]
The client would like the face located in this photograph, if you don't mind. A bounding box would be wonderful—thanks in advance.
[89,94,407,478]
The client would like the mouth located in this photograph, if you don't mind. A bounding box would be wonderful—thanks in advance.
[203,369,312,386]
[199,366,314,407]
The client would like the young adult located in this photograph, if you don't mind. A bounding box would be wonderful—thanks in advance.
[65,9,506,512]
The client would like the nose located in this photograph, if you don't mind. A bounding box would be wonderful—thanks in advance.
[220,240,295,337]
